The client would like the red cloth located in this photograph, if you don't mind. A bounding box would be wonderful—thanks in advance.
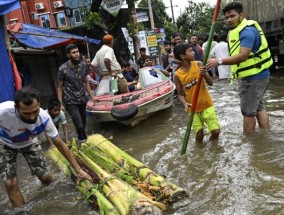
[9,53,22,90]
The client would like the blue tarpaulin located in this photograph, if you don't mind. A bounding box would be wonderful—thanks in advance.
[8,23,101,49]
[0,0,20,102]
[0,25,15,102]
[0,0,20,16]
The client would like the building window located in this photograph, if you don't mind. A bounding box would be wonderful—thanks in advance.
[73,9,82,24]
[40,14,51,28]
[31,13,39,20]
[55,12,66,27]
[73,8,86,24]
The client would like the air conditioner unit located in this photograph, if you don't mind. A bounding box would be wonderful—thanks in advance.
[54,1,64,8]
[35,3,44,10]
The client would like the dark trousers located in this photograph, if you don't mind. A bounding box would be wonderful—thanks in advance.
[65,103,87,140]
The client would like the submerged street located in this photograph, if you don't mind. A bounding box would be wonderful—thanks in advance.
[1,73,284,214]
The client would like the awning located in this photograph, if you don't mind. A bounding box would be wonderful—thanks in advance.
[7,23,101,49]
[0,0,20,15]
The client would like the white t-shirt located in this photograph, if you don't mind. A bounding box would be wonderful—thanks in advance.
[45,109,67,126]
[202,41,218,52]
[0,101,58,149]
[210,41,232,79]
[91,45,121,72]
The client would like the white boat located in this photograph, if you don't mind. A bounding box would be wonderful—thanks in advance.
[86,67,176,126]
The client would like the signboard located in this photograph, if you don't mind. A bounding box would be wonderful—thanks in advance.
[136,12,149,23]
[138,31,150,55]
[121,27,134,54]
[128,37,134,55]
[100,0,125,17]
[155,28,166,43]
[146,30,159,57]
[121,27,130,42]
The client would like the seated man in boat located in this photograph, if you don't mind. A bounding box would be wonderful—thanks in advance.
[121,61,139,92]
[143,56,171,78]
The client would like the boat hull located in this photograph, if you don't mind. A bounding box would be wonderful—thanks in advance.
[87,85,175,126]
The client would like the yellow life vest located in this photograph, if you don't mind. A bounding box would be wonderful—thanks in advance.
[228,18,273,78]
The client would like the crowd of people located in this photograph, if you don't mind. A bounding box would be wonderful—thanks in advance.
[0,1,273,208]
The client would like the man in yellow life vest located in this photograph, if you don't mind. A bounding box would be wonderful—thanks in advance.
[207,2,273,135]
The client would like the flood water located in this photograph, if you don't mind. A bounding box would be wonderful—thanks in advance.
[1,73,284,215]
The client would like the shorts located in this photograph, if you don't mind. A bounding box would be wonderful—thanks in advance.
[0,143,48,182]
[192,106,220,135]
[239,78,269,116]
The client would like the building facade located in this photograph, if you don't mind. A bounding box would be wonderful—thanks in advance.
[7,0,92,29]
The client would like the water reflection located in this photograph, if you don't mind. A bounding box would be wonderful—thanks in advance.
[1,74,284,214]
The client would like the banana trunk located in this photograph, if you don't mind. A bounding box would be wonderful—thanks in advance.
[46,147,119,215]
[78,151,165,214]
[85,134,188,203]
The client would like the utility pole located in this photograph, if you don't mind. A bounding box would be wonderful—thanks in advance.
[169,0,176,27]
[148,0,155,29]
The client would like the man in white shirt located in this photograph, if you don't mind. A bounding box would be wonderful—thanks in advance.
[0,87,91,207]
[202,34,218,56]
[92,34,129,94]
[210,34,232,80]
[202,35,219,78]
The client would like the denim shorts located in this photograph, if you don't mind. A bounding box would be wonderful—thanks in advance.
[0,143,48,181]
[239,78,269,116]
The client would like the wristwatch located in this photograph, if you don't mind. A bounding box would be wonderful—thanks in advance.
[217,58,223,65]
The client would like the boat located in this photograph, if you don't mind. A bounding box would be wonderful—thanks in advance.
[86,67,176,126]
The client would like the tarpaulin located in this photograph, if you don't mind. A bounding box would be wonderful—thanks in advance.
[0,0,20,102]
[0,24,15,102]
[0,0,20,16]
[8,23,101,49]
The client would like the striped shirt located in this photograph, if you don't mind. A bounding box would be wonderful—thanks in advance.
[0,101,58,149]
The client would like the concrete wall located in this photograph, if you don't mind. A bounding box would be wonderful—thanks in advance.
[236,0,284,22]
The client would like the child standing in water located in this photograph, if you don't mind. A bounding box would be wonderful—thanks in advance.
[45,98,69,147]
[174,43,220,143]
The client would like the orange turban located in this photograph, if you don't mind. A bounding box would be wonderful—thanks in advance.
[103,34,113,44]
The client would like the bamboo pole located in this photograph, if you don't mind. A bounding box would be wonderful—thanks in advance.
[85,36,91,59]
[1,15,11,50]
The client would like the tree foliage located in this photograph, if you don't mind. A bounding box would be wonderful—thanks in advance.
[176,1,227,39]
[138,0,175,40]
[138,0,170,26]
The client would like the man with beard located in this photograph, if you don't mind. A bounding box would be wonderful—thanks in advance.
[136,47,151,71]
[144,56,170,77]
[0,87,92,207]
[206,2,273,135]
[58,43,96,140]
[189,34,203,61]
